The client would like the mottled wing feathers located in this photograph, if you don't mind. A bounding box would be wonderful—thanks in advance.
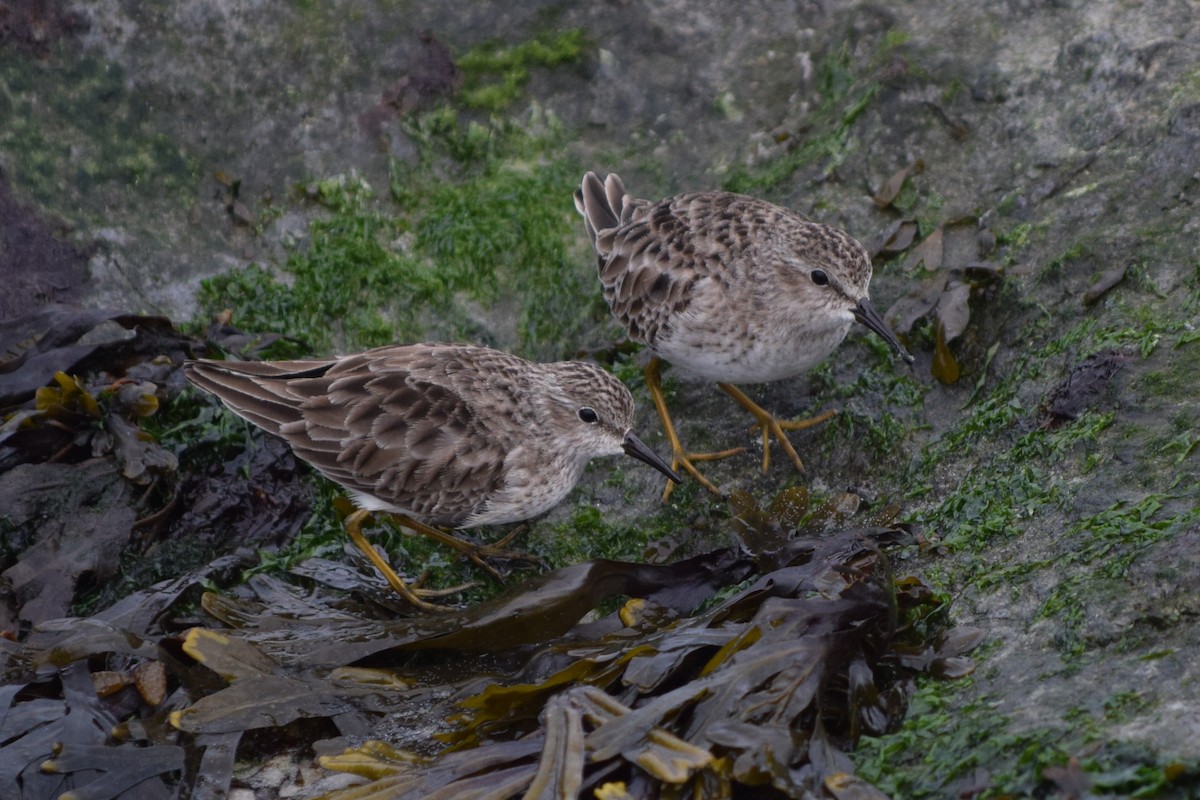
[578,171,763,346]
[184,346,517,526]
[337,350,518,525]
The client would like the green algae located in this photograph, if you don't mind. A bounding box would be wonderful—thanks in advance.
[1038,492,1200,661]
[199,176,446,354]
[853,677,1198,799]
[457,29,587,112]
[200,105,602,360]
[907,293,1196,567]
[853,679,1068,799]
[720,39,890,195]
[0,51,197,215]
[844,260,1200,795]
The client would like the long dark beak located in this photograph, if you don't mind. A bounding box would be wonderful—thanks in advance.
[623,431,682,484]
[853,298,915,364]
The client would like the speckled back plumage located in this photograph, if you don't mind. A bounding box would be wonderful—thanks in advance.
[184,343,637,529]
[575,172,877,384]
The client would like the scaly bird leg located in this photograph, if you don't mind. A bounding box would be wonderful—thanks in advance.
[343,509,463,612]
[391,515,545,580]
[644,357,744,501]
[716,383,837,474]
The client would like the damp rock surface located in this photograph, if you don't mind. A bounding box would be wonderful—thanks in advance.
[1,0,1198,796]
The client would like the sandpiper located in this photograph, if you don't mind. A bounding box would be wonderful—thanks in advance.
[575,171,913,498]
[184,343,680,610]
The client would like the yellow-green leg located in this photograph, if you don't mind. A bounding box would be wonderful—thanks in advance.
[389,515,544,580]
[343,509,458,612]
[717,383,837,474]
[344,509,544,611]
[644,357,744,501]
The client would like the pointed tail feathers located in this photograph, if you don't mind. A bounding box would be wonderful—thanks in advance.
[573,171,629,248]
[183,359,331,437]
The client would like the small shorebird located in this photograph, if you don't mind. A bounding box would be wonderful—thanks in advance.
[185,343,679,610]
[575,171,913,498]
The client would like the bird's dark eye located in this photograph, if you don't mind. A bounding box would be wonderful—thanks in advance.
[811,269,829,286]
[578,407,599,424]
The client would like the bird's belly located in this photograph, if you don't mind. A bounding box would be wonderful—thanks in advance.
[462,453,587,528]
[656,319,851,384]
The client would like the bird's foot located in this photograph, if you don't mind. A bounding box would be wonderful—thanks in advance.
[660,445,743,501]
[759,408,838,472]
[396,518,545,582]
[644,356,741,502]
[343,510,465,612]
[719,383,837,474]
[409,569,479,598]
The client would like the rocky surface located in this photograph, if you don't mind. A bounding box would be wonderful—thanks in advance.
[2,0,1198,795]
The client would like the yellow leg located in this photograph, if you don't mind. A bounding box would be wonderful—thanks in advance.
[717,383,837,474]
[390,515,544,580]
[343,509,457,612]
[644,357,744,501]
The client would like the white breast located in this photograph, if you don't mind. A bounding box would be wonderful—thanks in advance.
[656,308,854,384]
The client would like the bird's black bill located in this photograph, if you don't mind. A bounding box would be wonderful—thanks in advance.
[853,299,915,364]
[623,432,683,484]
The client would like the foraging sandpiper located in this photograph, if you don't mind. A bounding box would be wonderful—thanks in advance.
[575,171,912,498]
[185,342,680,609]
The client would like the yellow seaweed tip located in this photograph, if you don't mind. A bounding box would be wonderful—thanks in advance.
[618,598,646,627]
[594,782,631,800]
[181,627,229,661]
[319,740,422,779]
[826,772,855,789]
